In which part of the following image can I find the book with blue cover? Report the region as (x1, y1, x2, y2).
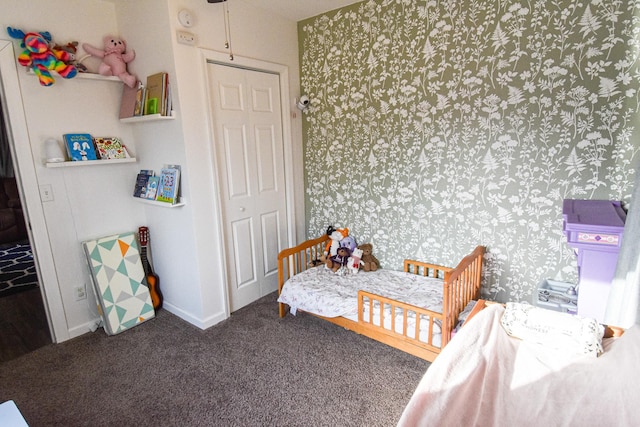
(63, 133, 98, 161)
(156, 167, 180, 204)
(145, 176, 160, 200)
(133, 170, 154, 198)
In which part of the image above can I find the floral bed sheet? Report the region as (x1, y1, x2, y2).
(278, 266, 444, 345)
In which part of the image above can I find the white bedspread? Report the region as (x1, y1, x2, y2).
(278, 266, 445, 345)
(397, 304, 640, 427)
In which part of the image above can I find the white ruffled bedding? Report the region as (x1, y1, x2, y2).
(398, 304, 640, 427)
(277, 266, 445, 346)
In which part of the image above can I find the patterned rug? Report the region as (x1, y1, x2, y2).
(0, 242, 38, 298)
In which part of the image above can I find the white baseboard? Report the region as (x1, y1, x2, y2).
(64, 305, 227, 340)
(67, 318, 102, 339)
(162, 301, 227, 330)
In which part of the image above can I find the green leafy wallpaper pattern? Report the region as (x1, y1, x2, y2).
(299, 0, 640, 302)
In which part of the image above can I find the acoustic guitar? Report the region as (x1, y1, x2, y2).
(138, 226, 163, 311)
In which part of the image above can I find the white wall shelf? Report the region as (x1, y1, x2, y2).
(133, 197, 186, 208)
(27, 68, 121, 83)
(73, 72, 121, 82)
(120, 112, 175, 123)
(45, 158, 136, 168)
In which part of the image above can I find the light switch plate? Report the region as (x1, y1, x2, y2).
(39, 184, 54, 202)
(176, 30, 196, 46)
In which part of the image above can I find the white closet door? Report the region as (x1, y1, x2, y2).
(208, 63, 287, 312)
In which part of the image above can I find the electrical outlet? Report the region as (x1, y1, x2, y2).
(74, 284, 86, 301)
(176, 30, 196, 46)
(39, 184, 54, 202)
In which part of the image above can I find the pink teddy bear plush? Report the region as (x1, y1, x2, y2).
(82, 35, 137, 87)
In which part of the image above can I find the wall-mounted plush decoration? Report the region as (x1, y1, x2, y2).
(82, 35, 137, 88)
(6, 27, 77, 86)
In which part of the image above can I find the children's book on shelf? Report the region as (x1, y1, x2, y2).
(145, 176, 160, 200)
(93, 137, 128, 160)
(145, 72, 168, 116)
(156, 166, 180, 204)
(63, 133, 98, 161)
(163, 78, 172, 116)
(134, 85, 146, 116)
(133, 170, 154, 198)
(164, 164, 181, 199)
(119, 83, 138, 119)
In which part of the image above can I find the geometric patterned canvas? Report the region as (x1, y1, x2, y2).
(82, 232, 155, 335)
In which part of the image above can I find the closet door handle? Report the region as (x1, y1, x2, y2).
(239, 207, 245, 212)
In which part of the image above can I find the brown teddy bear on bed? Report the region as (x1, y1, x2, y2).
(326, 246, 351, 272)
(358, 243, 380, 272)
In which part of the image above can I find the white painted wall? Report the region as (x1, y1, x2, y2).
(1, 0, 304, 339)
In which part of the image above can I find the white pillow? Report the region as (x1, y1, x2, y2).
(501, 302, 604, 357)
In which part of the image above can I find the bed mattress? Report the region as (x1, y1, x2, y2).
(278, 266, 444, 346)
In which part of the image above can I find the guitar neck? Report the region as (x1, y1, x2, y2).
(140, 246, 152, 273)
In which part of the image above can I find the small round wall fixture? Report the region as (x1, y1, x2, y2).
(44, 138, 65, 163)
(297, 95, 310, 111)
(178, 9, 195, 27)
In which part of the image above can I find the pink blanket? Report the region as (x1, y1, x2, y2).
(398, 304, 640, 427)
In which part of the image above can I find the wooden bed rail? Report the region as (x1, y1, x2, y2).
(357, 291, 444, 354)
(441, 245, 485, 347)
(404, 259, 453, 279)
(278, 235, 329, 317)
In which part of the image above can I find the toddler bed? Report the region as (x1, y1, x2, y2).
(277, 236, 485, 362)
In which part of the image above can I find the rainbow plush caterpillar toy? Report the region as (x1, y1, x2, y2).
(7, 27, 77, 86)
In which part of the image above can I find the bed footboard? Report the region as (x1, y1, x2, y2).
(354, 247, 485, 360)
(441, 245, 485, 347)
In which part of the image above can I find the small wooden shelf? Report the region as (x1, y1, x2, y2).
(120, 113, 175, 123)
(133, 197, 186, 208)
(45, 158, 137, 168)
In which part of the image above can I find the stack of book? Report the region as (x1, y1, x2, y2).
(133, 165, 180, 204)
(119, 72, 172, 119)
(62, 133, 130, 161)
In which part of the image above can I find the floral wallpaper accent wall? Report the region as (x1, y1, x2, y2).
(299, 0, 640, 302)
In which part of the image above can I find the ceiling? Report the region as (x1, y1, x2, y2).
(239, 0, 362, 22)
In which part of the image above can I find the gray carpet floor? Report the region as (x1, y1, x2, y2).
(0, 292, 430, 426)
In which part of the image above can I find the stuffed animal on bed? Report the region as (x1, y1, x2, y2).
(326, 246, 351, 273)
(347, 247, 363, 274)
(340, 235, 358, 252)
(358, 243, 380, 272)
(321, 225, 350, 262)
